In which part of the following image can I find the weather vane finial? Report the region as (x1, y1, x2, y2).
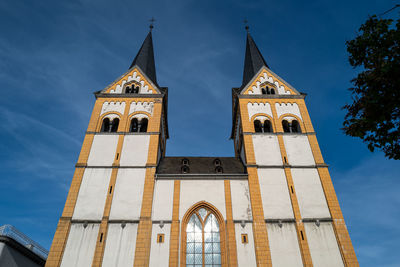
(149, 17, 155, 31)
(244, 18, 249, 33)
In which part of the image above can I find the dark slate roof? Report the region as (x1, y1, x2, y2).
(157, 157, 246, 175)
(129, 31, 157, 85)
(242, 32, 269, 88)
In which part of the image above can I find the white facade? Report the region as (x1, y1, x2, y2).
(266, 223, 303, 267)
(102, 223, 138, 267)
(149, 224, 171, 267)
(230, 180, 252, 221)
(283, 135, 315, 165)
(235, 223, 257, 266)
(291, 168, 330, 219)
(304, 222, 344, 267)
(252, 135, 282, 165)
(60, 224, 99, 267)
(119, 135, 150, 166)
(87, 135, 119, 166)
(109, 168, 146, 220)
(258, 168, 294, 219)
(179, 180, 226, 220)
(152, 180, 174, 221)
(72, 168, 112, 220)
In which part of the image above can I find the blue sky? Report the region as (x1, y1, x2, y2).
(0, 0, 399, 266)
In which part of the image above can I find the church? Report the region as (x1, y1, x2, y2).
(45, 25, 358, 267)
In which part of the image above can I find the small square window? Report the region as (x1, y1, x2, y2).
(241, 234, 248, 244)
(157, 234, 165, 243)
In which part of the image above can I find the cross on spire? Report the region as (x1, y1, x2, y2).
(149, 17, 155, 31)
(243, 19, 249, 32)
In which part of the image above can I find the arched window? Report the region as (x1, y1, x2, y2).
(110, 118, 119, 132)
(270, 88, 275, 94)
(181, 165, 190, 174)
(101, 118, 110, 132)
(261, 88, 267, 95)
(266, 87, 271, 94)
(125, 87, 131, 94)
(130, 118, 139, 132)
(133, 86, 139, 94)
(139, 118, 148, 132)
(282, 120, 290, 133)
(254, 120, 262, 132)
(291, 120, 301, 133)
(185, 207, 221, 266)
(264, 120, 273, 133)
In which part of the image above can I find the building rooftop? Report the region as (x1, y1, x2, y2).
(156, 157, 247, 175)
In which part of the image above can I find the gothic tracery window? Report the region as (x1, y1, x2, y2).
(185, 207, 221, 267)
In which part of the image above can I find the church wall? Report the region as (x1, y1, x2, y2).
(149, 224, 171, 267)
(252, 135, 282, 165)
(283, 135, 315, 165)
(152, 180, 174, 221)
(304, 222, 344, 267)
(101, 223, 138, 267)
(235, 223, 257, 267)
(291, 168, 331, 219)
(266, 223, 303, 267)
(87, 135, 119, 166)
(179, 180, 226, 220)
(275, 103, 302, 120)
(119, 135, 150, 166)
(72, 168, 112, 220)
(230, 180, 252, 221)
(60, 223, 99, 267)
(257, 169, 294, 219)
(109, 168, 146, 220)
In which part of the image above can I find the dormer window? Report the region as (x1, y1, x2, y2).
(213, 158, 221, 166)
(215, 166, 223, 173)
(182, 158, 189, 166)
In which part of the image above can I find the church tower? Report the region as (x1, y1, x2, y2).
(46, 28, 169, 267)
(45, 27, 358, 267)
(230, 30, 358, 266)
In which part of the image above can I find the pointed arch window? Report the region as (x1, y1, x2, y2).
(185, 207, 221, 267)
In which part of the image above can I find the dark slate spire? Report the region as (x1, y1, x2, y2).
(242, 32, 269, 87)
(129, 30, 157, 85)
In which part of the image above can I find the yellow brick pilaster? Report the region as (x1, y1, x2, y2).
(133, 167, 157, 266)
(169, 180, 181, 267)
(297, 99, 358, 266)
(239, 98, 272, 266)
(224, 180, 238, 267)
(271, 101, 313, 266)
(46, 99, 104, 267)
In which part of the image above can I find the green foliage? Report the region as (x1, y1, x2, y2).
(344, 14, 400, 159)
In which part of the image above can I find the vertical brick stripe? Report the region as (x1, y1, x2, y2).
(46, 99, 104, 267)
(224, 180, 238, 267)
(134, 167, 157, 266)
(298, 100, 359, 266)
(169, 180, 181, 267)
(271, 102, 314, 266)
(238, 99, 272, 266)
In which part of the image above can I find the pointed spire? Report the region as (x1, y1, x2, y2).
(129, 29, 157, 85)
(242, 31, 269, 87)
